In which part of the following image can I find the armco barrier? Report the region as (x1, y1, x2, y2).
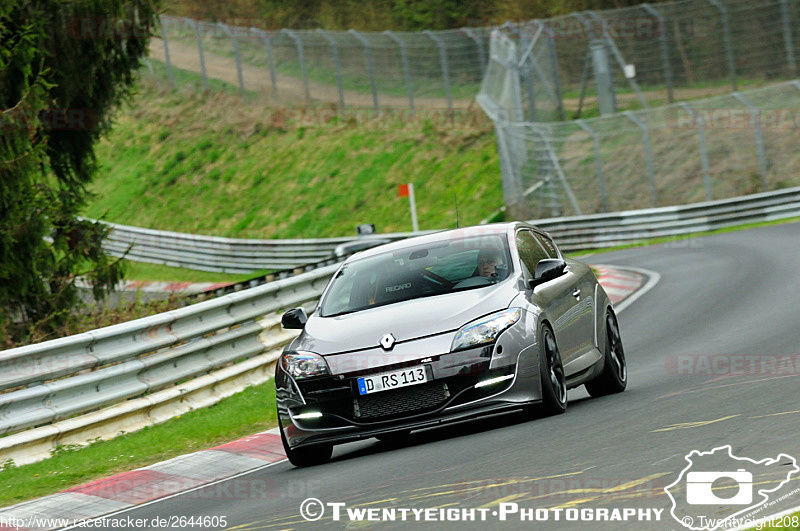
(102, 187, 800, 278)
(535, 185, 800, 249)
(0, 264, 338, 465)
(100, 221, 417, 273)
(3, 188, 798, 465)
(98, 187, 800, 276)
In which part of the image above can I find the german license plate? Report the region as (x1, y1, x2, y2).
(357, 366, 427, 395)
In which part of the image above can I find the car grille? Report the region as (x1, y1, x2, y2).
(354, 382, 450, 420)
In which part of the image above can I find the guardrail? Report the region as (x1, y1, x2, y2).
(5, 188, 799, 465)
(535, 186, 800, 250)
(0, 265, 338, 465)
(101, 187, 800, 277)
(101, 220, 416, 273)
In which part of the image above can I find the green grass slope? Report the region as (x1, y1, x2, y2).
(87, 78, 502, 239)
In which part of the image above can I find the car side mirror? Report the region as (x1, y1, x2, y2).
(281, 307, 308, 330)
(528, 259, 566, 288)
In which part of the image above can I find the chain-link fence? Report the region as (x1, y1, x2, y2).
(148, 0, 800, 112)
(502, 0, 800, 119)
(482, 66, 800, 219)
(149, 15, 489, 110)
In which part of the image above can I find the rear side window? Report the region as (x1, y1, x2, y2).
(533, 232, 559, 259)
(515, 230, 550, 277)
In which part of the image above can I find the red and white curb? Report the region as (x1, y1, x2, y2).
(595, 264, 661, 314)
(0, 430, 286, 530)
(75, 278, 232, 296)
(115, 281, 231, 295)
(0, 266, 658, 530)
(595, 265, 644, 305)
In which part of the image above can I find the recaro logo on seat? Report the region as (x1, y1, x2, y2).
(385, 283, 412, 293)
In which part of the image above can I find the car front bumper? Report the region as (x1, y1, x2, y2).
(276, 339, 543, 449)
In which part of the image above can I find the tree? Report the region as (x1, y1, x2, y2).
(0, 0, 160, 345)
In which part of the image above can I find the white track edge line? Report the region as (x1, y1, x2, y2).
(596, 264, 661, 314)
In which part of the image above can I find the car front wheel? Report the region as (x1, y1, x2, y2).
(279, 419, 333, 467)
(537, 323, 567, 416)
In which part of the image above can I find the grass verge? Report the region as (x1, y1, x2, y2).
(0, 381, 278, 508)
(87, 76, 501, 239)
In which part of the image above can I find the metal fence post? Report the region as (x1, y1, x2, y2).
(680, 103, 713, 201)
(185, 19, 208, 91)
(544, 23, 566, 121)
(424, 31, 453, 113)
(576, 120, 608, 212)
(641, 4, 673, 103)
(317, 29, 345, 109)
(586, 11, 648, 110)
(707, 0, 737, 91)
(732, 92, 769, 190)
(253, 29, 278, 97)
(780, 0, 797, 77)
(572, 13, 617, 116)
(159, 15, 173, 86)
(494, 123, 529, 220)
(518, 24, 542, 122)
(385, 31, 415, 113)
(218, 23, 245, 97)
(348, 30, 379, 112)
(624, 111, 659, 206)
(590, 38, 616, 116)
(461, 27, 487, 77)
(282, 29, 310, 105)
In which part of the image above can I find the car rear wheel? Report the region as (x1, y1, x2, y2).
(585, 309, 627, 397)
(537, 324, 567, 416)
(279, 421, 333, 467)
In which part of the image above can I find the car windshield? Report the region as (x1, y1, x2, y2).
(320, 234, 513, 317)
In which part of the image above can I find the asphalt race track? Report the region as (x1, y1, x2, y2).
(84, 222, 800, 530)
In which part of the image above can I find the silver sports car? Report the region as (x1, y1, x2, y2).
(276, 222, 627, 466)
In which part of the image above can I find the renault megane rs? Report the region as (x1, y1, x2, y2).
(276, 222, 627, 466)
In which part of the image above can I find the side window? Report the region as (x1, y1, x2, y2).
(533, 232, 559, 259)
(515, 231, 550, 277)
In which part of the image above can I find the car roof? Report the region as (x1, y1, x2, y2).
(343, 222, 540, 263)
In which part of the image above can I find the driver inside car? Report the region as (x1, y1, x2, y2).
(476, 248, 505, 279)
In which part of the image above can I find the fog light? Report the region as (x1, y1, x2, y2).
(474, 374, 514, 389)
(294, 411, 323, 419)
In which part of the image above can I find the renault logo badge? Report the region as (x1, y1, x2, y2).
(380, 333, 396, 350)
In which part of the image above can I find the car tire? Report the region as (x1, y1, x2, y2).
(537, 323, 567, 416)
(279, 421, 333, 467)
(375, 430, 411, 444)
(585, 309, 627, 398)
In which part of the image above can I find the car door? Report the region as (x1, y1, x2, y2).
(515, 230, 583, 370)
(534, 231, 597, 361)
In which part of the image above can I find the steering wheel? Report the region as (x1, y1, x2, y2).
(421, 270, 455, 289)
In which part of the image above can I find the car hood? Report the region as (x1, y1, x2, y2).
(294, 283, 519, 355)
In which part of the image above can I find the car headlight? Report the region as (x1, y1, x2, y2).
(451, 308, 522, 352)
(280, 351, 331, 379)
